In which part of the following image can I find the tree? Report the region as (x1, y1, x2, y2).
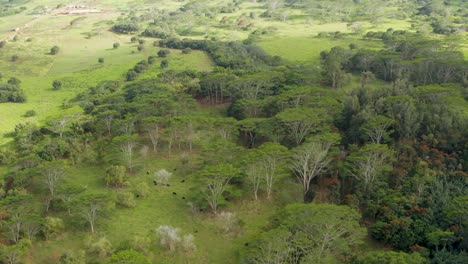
(198, 164, 240, 213)
(322, 46, 351, 88)
(347, 144, 394, 193)
(105, 250, 150, 264)
(445, 195, 468, 227)
(243, 204, 365, 264)
(245, 159, 263, 201)
(76, 193, 113, 233)
(0, 194, 33, 242)
(50, 45, 60, 55)
(0, 239, 31, 264)
(113, 134, 138, 170)
(360, 115, 394, 144)
(291, 134, 339, 202)
(143, 117, 163, 152)
(237, 118, 263, 147)
(242, 229, 292, 264)
(52, 80, 62, 90)
(276, 107, 327, 145)
(41, 161, 67, 199)
(97, 110, 118, 137)
(22, 214, 43, 242)
(256, 142, 289, 199)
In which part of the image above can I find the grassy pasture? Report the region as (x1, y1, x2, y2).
(257, 35, 383, 64)
(26, 153, 283, 264)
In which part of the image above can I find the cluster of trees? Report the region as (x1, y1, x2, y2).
(0, 77, 26, 103)
(111, 21, 140, 34)
(0, 0, 27, 17)
(159, 38, 281, 69)
(321, 30, 467, 88)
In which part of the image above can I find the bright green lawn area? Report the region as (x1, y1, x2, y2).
(257, 35, 383, 64)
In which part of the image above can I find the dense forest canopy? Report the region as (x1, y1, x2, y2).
(0, 0, 466, 263)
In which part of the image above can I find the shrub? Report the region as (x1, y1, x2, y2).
(50, 45, 60, 55)
(157, 49, 170, 57)
(52, 80, 62, 90)
(156, 225, 181, 252)
(0, 41, 6, 48)
(105, 165, 126, 187)
(154, 169, 172, 185)
(58, 251, 86, 264)
(24, 110, 36, 117)
(138, 39, 145, 45)
(113, 42, 120, 49)
(131, 236, 151, 254)
(11, 55, 18, 62)
(182, 234, 196, 253)
(181, 48, 192, 54)
(160, 59, 169, 69)
(88, 237, 113, 259)
(126, 70, 138, 81)
(147, 56, 157, 64)
(105, 250, 150, 264)
(116, 192, 136, 208)
(135, 182, 149, 198)
(43, 217, 64, 240)
(8, 77, 21, 86)
(98, 57, 105, 63)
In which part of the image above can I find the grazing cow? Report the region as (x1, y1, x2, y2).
(172, 192, 177, 195)
(182, 197, 186, 200)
